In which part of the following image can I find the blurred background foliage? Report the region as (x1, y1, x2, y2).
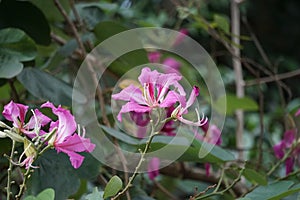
(1, 0, 300, 199)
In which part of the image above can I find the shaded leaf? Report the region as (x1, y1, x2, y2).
(243, 169, 267, 185)
(103, 175, 123, 199)
(0, 0, 50, 45)
(245, 181, 300, 200)
(85, 187, 104, 200)
(0, 28, 36, 78)
(213, 14, 230, 34)
(17, 67, 86, 106)
(26, 150, 80, 200)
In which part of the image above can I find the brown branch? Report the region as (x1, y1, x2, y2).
(53, 0, 86, 56)
(231, 0, 244, 161)
(245, 68, 300, 86)
(190, 184, 216, 200)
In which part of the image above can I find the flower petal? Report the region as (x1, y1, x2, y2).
(273, 141, 285, 159)
(162, 58, 181, 74)
(41, 102, 77, 144)
(55, 134, 95, 153)
(285, 157, 294, 175)
(148, 52, 161, 63)
(160, 91, 183, 108)
(138, 67, 160, 86)
(117, 101, 151, 122)
(2, 101, 28, 128)
(295, 108, 300, 117)
(112, 84, 145, 105)
(148, 157, 160, 180)
(283, 129, 296, 147)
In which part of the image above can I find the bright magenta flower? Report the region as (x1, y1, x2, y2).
(112, 67, 185, 121)
(171, 86, 207, 127)
(41, 102, 96, 169)
(273, 129, 300, 175)
(147, 157, 160, 180)
(2, 101, 51, 136)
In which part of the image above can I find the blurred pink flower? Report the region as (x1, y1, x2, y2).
(295, 108, 300, 117)
(173, 28, 188, 46)
(162, 58, 181, 75)
(42, 102, 96, 169)
(148, 157, 160, 180)
(273, 129, 300, 175)
(148, 51, 161, 63)
(112, 67, 185, 121)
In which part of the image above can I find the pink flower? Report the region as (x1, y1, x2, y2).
(2, 101, 51, 136)
(295, 108, 300, 117)
(162, 58, 181, 75)
(195, 122, 222, 176)
(148, 157, 160, 180)
(173, 28, 188, 46)
(171, 86, 207, 127)
(273, 129, 300, 175)
(148, 52, 161, 63)
(112, 67, 185, 121)
(41, 102, 95, 169)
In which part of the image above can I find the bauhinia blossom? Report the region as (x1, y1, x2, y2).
(112, 67, 185, 121)
(171, 86, 208, 127)
(147, 157, 160, 180)
(42, 102, 96, 169)
(2, 101, 50, 136)
(273, 129, 300, 175)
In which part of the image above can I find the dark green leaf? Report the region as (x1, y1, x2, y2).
(0, 0, 51, 45)
(93, 21, 128, 43)
(26, 150, 80, 200)
(103, 175, 123, 199)
(36, 188, 55, 200)
(0, 28, 36, 78)
(85, 187, 104, 200)
(245, 181, 300, 200)
(75, 152, 102, 180)
(243, 169, 267, 185)
(17, 67, 87, 106)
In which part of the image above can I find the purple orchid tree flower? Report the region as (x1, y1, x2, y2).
(147, 157, 160, 180)
(112, 67, 185, 122)
(171, 86, 208, 127)
(273, 129, 300, 175)
(2, 101, 51, 137)
(194, 122, 222, 176)
(41, 102, 96, 169)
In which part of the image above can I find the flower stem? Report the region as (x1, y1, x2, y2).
(15, 167, 31, 199)
(112, 120, 158, 200)
(6, 140, 16, 200)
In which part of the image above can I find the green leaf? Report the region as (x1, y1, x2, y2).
(101, 125, 234, 163)
(17, 67, 86, 106)
(94, 21, 128, 43)
(243, 169, 267, 185)
(85, 187, 104, 200)
(26, 150, 80, 200)
(103, 175, 123, 199)
(214, 94, 258, 115)
(213, 14, 230, 34)
(245, 181, 300, 200)
(25, 190, 57, 200)
(0, 28, 36, 78)
(0, 0, 51, 45)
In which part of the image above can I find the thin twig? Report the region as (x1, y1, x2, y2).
(53, 0, 86, 56)
(190, 184, 217, 200)
(245, 68, 300, 86)
(6, 140, 15, 200)
(112, 121, 158, 200)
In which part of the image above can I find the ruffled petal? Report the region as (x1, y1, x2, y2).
(112, 84, 145, 105)
(55, 134, 95, 153)
(2, 101, 28, 128)
(41, 102, 77, 143)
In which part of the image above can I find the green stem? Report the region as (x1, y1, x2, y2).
(7, 140, 16, 200)
(195, 167, 245, 200)
(15, 167, 31, 199)
(112, 120, 158, 200)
